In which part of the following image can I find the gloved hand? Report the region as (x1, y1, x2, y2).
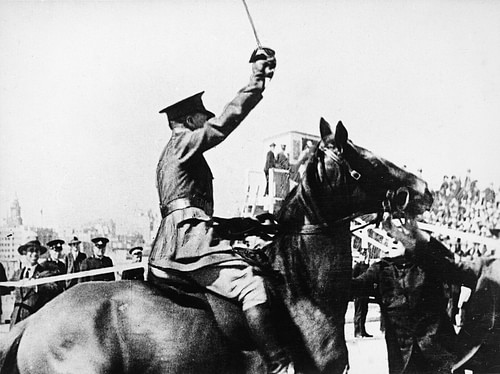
(251, 47, 276, 79)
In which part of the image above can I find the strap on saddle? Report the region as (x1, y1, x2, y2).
(212, 213, 279, 241)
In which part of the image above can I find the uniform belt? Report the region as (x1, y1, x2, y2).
(160, 197, 213, 218)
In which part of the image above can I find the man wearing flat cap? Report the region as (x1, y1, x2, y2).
(148, 50, 294, 374)
(121, 246, 145, 281)
(64, 236, 87, 288)
(10, 240, 63, 329)
(79, 237, 115, 283)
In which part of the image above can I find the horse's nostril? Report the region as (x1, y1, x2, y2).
(395, 187, 410, 211)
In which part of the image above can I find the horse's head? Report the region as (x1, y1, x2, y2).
(301, 118, 433, 225)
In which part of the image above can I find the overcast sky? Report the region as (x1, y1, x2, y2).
(1, 0, 499, 230)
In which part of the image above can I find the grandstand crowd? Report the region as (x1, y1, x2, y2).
(423, 169, 499, 259)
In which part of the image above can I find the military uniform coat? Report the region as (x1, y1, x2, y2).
(352, 255, 458, 374)
(46, 259, 66, 275)
(64, 251, 87, 288)
(150, 73, 266, 272)
(79, 256, 115, 282)
(10, 262, 63, 329)
(44, 259, 66, 290)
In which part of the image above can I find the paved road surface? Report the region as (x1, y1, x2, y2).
(345, 302, 389, 374)
(345, 320, 388, 374)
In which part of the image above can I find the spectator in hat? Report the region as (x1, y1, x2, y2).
(121, 246, 145, 281)
(64, 236, 87, 289)
(46, 239, 67, 291)
(79, 237, 115, 283)
(264, 142, 276, 196)
(46, 239, 67, 275)
(9, 240, 64, 329)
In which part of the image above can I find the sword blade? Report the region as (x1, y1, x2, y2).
(241, 0, 262, 48)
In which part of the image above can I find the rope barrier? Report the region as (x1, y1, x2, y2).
(0, 262, 146, 288)
(2, 222, 497, 289)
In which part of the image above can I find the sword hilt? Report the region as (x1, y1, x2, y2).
(249, 47, 275, 63)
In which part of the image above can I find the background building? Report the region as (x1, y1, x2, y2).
(242, 131, 320, 216)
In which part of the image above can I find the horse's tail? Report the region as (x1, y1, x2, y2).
(0, 320, 27, 374)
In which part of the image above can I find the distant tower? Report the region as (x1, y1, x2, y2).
(7, 198, 23, 227)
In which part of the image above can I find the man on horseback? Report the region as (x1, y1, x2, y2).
(148, 49, 294, 374)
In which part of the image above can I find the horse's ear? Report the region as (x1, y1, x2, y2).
(334, 121, 348, 148)
(320, 117, 332, 139)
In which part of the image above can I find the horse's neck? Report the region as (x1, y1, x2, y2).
(297, 174, 354, 226)
(271, 227, 352, 372)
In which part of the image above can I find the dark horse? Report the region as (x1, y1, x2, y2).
(0, 119, 433, 374)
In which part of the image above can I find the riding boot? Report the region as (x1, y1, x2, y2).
(244, 303, 295, 374)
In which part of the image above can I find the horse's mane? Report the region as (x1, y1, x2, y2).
(276, 145, 332, 228)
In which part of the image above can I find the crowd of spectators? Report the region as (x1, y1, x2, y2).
(423, 169, 500, 259)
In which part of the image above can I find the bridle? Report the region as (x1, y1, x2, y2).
(298, 143, 411, 233)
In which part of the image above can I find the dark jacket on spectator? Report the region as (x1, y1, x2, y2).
(264, 150, 276, 173)
(78, 256, 115, 283)
(64, 251, 87, 288)
(10, 262, 63, 329)
(44, 259, 67, 290)
(275, 151, 289, 170)
(352, 254, 458, 374)
(413, 238, 500, 374)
